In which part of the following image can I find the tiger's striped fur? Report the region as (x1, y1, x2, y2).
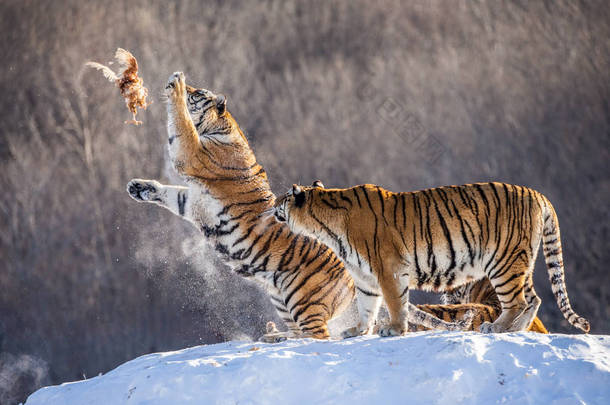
(438, 278, 548, 333)
(127, 72, 471, 339)
(274, 182, 589, 335)
(127, 72, 354, 339)
(414, 303, 545, 333)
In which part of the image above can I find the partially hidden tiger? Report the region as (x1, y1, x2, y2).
(269, 276, 548, 338)
(126, 72, 477, 341)
(274, 181, 588, 336)
(437, 278, 547, 333)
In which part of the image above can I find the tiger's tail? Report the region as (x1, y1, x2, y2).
(541, 198, 590, 333)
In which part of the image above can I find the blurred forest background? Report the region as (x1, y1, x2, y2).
(1, 0, 608, 403)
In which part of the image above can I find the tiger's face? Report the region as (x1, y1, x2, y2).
(164, 72, 245, 145)
(441, 286, 470, 305)
(274, 180, 325, 225)
(184, 84, 234, 137)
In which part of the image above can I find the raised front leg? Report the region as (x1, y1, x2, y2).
(164, 72, 202, 176)
(127, 179, 188, 216)
(127, 178, 221, 231)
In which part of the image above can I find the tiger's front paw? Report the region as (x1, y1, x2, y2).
(341, 322, 373, 339)
(164, 71, 186, 100)
(258, 322, 289, 343)
(451, 310, 476, 331)
(259, 334, 288, 344)
(479, 321, 494, 333)
(127, 179, 161, 202)
(377, 323, 406, 337)
(341, 326, 363, 339)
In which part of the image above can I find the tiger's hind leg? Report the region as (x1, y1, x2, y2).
(269, 290, 330, 340)
(481, 254, 532, 333)
(264, 293, 308, 341)
(294, 303, 331, 339)
(510, 274, 541, 331)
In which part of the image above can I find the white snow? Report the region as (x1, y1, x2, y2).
(27, 332, 610, 405)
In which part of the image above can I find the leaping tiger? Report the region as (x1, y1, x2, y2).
(126, 72, 474, 340)
(274, 181, 589, 335)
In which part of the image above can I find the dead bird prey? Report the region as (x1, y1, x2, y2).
(86, 48, 151, 125)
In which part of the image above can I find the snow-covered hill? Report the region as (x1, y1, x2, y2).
(27, 332, 610, 404)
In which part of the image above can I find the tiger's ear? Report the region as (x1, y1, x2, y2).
(216, 94, 227, 115)
(311, 180, 325, 189)
(292, 184, 305, 207)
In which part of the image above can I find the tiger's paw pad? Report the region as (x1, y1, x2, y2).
(165, 72, 186, 98)
(378, 325, 405, 337)
(127, 179, 160, 202)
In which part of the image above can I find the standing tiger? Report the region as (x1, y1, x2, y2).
(127, 72, 473, 340)
(274, 181, 589, 335)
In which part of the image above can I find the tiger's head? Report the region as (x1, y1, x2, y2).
(164, 71, 248, 146)
(274, 180, 329, 231)
(163, 71, 268, 195)
(185, 85, 228, 133)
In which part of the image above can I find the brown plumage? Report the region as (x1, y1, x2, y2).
(86, 48, 151, 125)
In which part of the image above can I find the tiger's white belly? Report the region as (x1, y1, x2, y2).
(316, 229, 490, 293)
(399, 250, 489, 292)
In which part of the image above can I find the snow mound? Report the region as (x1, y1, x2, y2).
(27, 332, 610, 404)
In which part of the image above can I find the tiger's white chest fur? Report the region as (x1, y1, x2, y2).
(183, 183, 224, 230)
(183, 182, 278, 287)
